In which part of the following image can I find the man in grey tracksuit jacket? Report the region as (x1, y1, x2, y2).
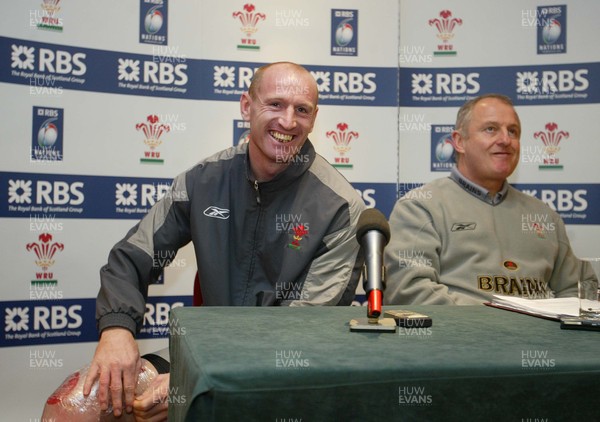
(79, 62, 365, 420)
(98, 138, 365, 332)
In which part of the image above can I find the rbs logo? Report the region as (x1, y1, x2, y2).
(118, 58, 188, 86)
(37, 181, 84, 205)
(11, 44, 87, 76)
(540, 189, 587, 212)
(435, 73, 480, 94)
(39, 48, 86, 76)
(8, 179, 84, 206)
(115, 183, 171, 207)
(5, 305, 83, 332)
(223, 66, 377, 95)
(143, 302, 184, 326)
(33, 305, 83, 330)
(412, 72, 480, 95)
(331, 72, 376, 94)
(143, 62, 188, 86)
(541, 70, 588, 93)
(523, 189, 588, 212)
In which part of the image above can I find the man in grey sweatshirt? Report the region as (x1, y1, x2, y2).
(384, 94, 594, 305)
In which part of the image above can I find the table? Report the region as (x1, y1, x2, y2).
(169, 306, 600, 421)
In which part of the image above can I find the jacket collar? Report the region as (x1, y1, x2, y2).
(244, 139, 316, 192)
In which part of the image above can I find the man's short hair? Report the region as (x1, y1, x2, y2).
(453, 94, 520, 164)
(247, 62, 318, 104)
(455, 93, 519, 138)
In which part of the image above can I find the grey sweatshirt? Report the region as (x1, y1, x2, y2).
(384, 168, 587, 305)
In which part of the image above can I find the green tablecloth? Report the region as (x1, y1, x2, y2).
(169, 306, 600, 421)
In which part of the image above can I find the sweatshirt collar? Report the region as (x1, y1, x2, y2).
(449, 167, 508, 205)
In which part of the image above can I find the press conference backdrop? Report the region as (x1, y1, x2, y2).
(0, 1, 598, 419)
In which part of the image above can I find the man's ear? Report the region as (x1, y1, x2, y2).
(451, 130, 465, 155)
(240, 92, 251, 121)
(308, 106, 319, 133)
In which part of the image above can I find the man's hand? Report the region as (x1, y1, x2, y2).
(133, 373, 170, 422)
(82, 327, 140, 417)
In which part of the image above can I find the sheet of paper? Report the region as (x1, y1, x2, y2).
(488, 295, 579, 320)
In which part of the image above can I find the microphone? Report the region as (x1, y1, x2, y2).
(356, 208, 391, 319)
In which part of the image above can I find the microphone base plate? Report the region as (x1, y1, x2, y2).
(349, 317, 397, 333)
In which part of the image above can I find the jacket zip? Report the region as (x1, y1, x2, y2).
(253, 179, 261, 205)
(242, 179, 263, 304)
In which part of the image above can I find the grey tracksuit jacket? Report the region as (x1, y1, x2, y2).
(96, 140, 365, 335)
